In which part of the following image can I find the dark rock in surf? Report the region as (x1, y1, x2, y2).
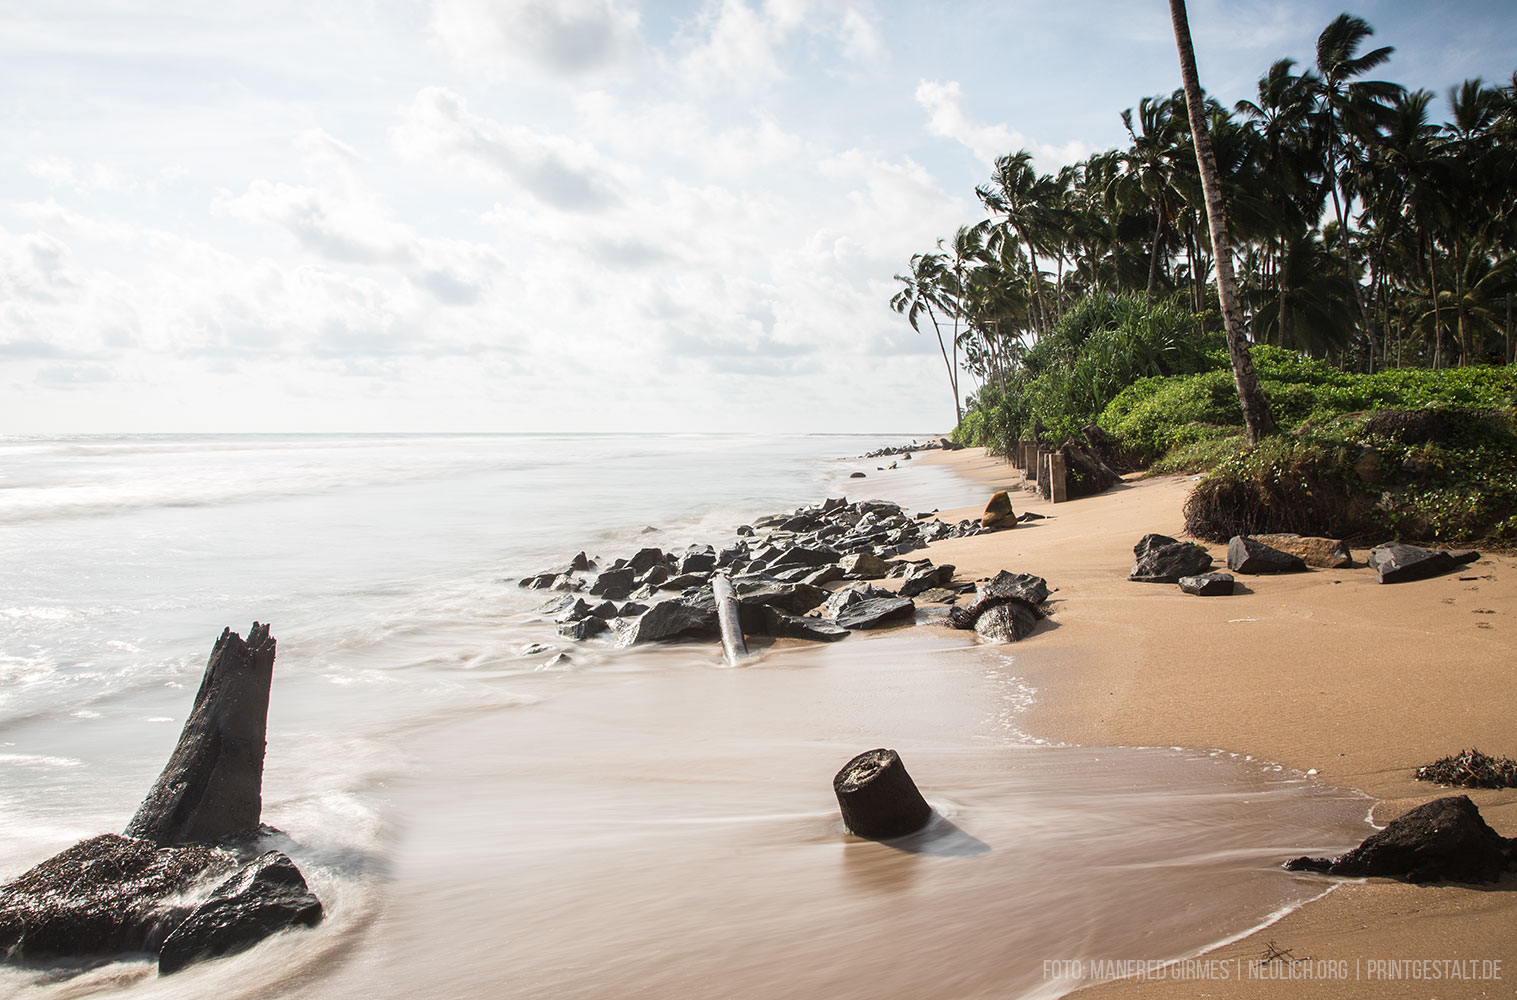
(157, 851, 324, 974)
(900, 563, 955, 598)
(734, 581, 829, 616)
(741, 605, 849, 642)
(1285, 795, 1516, 884)
(126, 623, 276, 846)
(588, 567, 636, 600)
(615, 600, 719, 646)
(558, 616, 608, 640)
(833, 749, 933, 840)
(973, 602, 1039, 643)
(835, 596, 915, 630)
(849, 472, 866, 478)
(0, 833, 236, 960)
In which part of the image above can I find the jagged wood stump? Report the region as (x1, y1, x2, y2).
(125, 622, 277, 846)
(834, 748, 933, 840)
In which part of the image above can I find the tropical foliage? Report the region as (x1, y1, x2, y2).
(894, 12, 1517, 454)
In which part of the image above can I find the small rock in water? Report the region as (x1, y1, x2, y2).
(849, 472, 866, 478)
(157, 851, 324, 974)
(1284, 795, 1515, 883)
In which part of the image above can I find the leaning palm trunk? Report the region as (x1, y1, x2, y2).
(1168, 0, 1276, 443)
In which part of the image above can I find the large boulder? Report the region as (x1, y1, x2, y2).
(1250, 533, 1353, 569)
(1129, 533, 1212, 583)
(126, 623, 276, 846)
(0, 834, 235, 960)
(981, 491, 1017, 530)
(1285, 796, 1516, 884)
(157, 851, 324, 974)
(835, 597, 915, 630)
(946, 572, 1050, 633)
(1367, 542, 1479, 584)
(1227, 536, 1309, 574)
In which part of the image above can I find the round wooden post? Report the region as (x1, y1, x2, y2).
(833, 748, 933, 839)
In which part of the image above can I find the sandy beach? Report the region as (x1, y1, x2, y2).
(916, 446, 1517, 999)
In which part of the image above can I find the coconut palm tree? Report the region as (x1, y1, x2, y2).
(890, 252, 962, 424)
(1167, 0, 1275, 443)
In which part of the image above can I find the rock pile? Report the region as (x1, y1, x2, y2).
(520, 498, 990, 651)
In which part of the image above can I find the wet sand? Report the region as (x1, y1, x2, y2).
(917, 447, 1517, 998)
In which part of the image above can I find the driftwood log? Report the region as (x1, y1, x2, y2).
(834, 748, 933, 840)
(712, 574, 748, 664)
(126, 622, 277, 846)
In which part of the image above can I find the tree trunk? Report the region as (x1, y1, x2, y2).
(1168, 0, 1276, 443)
(1428, 240, 1444, 369)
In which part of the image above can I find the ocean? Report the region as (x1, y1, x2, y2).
(0, 433, 1369, 999)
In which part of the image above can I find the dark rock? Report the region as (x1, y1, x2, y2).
(553, 598, 594, 623)
(770, 545, 841, 569)
(518, 642, 553, 656)
(588, 601, 620, 619)
(636, 563, 670, 588)
(615, 600, 719, 646)
(822, 584, 891, 620)
(821, 497, 847, 513)
(1178, 572, 1236, 596)
(900, 563, 955, 598)
(657, 572, 708, 591)
(835, 597, 915, 630)
(735, 581, 829, 615)
(588, 568, 636, 600)
(973, 602, 1040, 642)
(126, 623, 276, 846)
(627, 547, 665, 573)
(1284, 795, 1516, 884)
(617, 601, 649, 618)
(716, 543, 748, 567)
(157, 851, 323, 974)
(736, 525, 755, 537)
(833, 749, 933, 840)
(1227, 536, 1309, 574)
(770, 566, 819, 584)
(549, 573, 582, 592)
(838, 552, 888, 579)
(849, 472, 866, 478)
(741, 605, 849, 642)
(1018, 511, 1048, 522)
(915, 587, 959, 604)
(536, 595, 577, 615)
(0, 833, 235, 960)
(1129, 534, 1213, 583)
(801, 565, 845, 587)
(939, 437, 963, 451)
(1367, 542, 1468, 584)
(558, 616, 607, 640)
(678, 550, 717, 575)
(979, 570, 1051, 606)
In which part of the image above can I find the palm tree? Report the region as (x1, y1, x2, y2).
(1167, 0, 1275, 442)
(977, 152, 1058, 337)
(891, 252, 962, 424)
(1311, 13, 1402, 367)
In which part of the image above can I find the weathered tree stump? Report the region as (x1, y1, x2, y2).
(125, 622, 277, 846)
(833, 748, 933, 840)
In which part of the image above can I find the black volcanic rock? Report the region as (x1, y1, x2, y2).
(1285, 796, 1516, 884)
(835, 596, 915, 630)
(1129, 534, 1213, 583)
(157, 851, 324, 974)
(1227, 536, 1308, 574)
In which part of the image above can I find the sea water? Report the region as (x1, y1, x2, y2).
(0, 433, 1369, 999)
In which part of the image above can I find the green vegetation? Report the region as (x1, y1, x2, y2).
(903, 11, 1517, 548)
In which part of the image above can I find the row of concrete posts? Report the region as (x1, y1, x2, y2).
(1009, 440, 1067, 503)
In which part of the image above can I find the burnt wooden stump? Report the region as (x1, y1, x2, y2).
(126, 622, 277, 846)
(834, 748, 933, 840)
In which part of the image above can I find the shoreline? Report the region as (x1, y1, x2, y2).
(913, 446, 1517, 998)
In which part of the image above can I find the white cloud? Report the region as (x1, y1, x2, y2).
(916, 79, 1091, 170)
(429, 0, 644, 77)
(391, 87, 625, 212)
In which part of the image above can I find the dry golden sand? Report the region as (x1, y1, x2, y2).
(915, 447, 1517, 1000)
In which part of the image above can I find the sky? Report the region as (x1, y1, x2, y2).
(3, 0, 1514, 434)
